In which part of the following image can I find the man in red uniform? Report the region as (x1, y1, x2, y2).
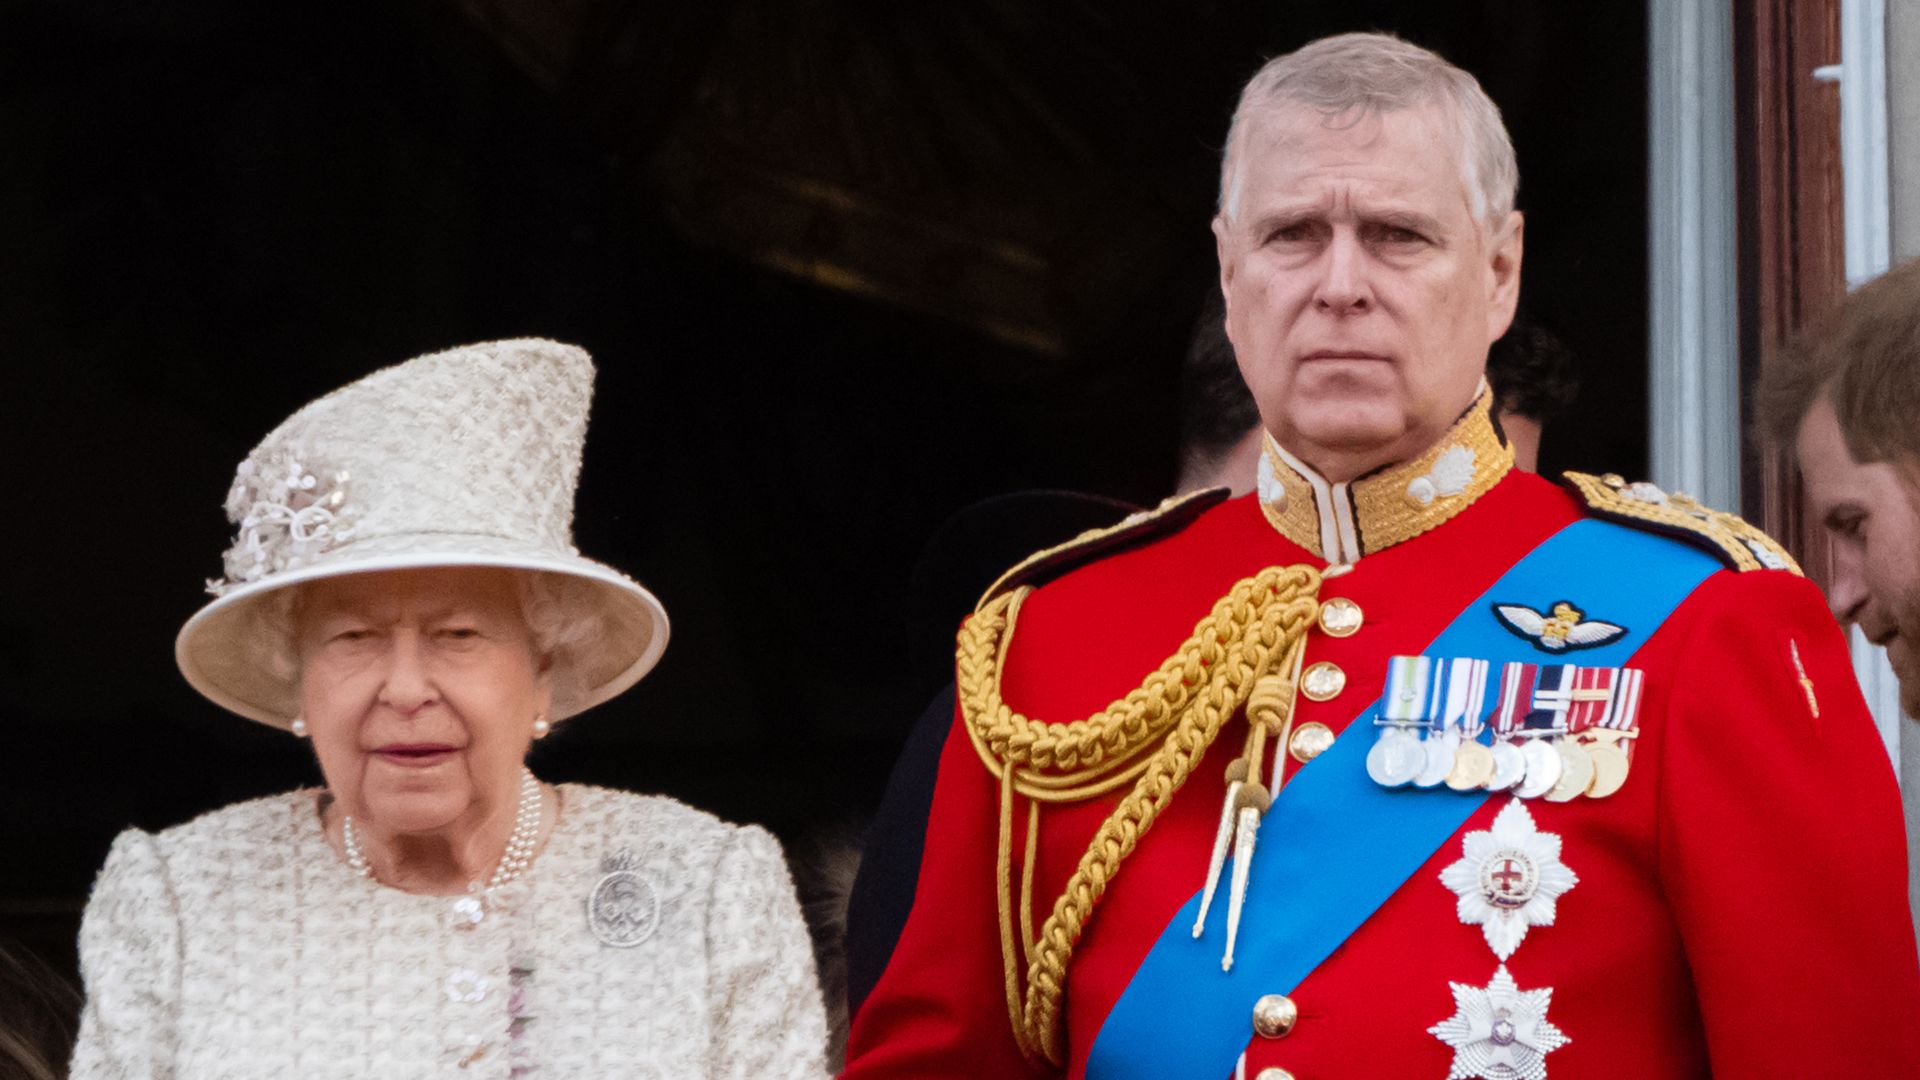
(843, 32, 1920, 1079)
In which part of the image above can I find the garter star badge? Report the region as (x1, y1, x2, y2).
(1429, 965, 1569, 1080)
(1438, 800, 1578, 960)
(1491, 601, 1625, 653)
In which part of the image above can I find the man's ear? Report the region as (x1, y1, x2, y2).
(1486, 210, 1524, 341)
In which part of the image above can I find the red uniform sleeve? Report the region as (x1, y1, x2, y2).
(1655, 570, 1920, 1075)
(840, 697, 1056, 1079)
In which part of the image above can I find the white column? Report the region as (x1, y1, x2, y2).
(1883, 0, 1920, 947)
(1647, 0, 1741, 513)
(1894, 0, 1920, 260)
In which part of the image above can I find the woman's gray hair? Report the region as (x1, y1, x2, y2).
(250, 568, 608, 719)
(513, 569, 607, 714)
(1218, 32, 1519, 230)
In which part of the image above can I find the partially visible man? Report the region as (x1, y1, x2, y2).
(1484, 314, 1577, 472)
(1177, 287, 1266, 494)
(1758, 256, 1920, 717)
(844, 33, 1920, 1079)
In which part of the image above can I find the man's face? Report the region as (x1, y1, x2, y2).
(1796, 396, 1920, 717)
(1213, 102, 1522, 478)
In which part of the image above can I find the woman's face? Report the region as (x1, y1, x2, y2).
(294, 567, 550, 837)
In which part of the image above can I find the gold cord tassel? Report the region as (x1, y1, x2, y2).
(1194, 648, 1305, 948)
(959, 564, 1321, 1065)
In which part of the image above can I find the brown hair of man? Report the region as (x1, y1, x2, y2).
(1757, 257, 1920, 461)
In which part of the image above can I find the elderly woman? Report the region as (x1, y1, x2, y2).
(70, 340, 828, 1078)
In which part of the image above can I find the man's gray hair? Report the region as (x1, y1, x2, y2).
(1218, 32, 1519, 229)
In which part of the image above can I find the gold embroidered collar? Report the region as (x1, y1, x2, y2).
(1255, 388, 1513, 563)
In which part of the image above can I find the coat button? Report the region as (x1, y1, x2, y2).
(1300, 662, 1346, 702)
(1254, 1068, 1296, 1080)
(1252, 993, 1298, 1038)
(1317, 597, 1363, 637)
(1287, 722, 1335, 764)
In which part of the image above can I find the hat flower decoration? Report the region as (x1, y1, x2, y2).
(212, 450, 360, 593)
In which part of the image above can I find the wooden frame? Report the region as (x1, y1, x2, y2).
(1734, 0, 1845, 585)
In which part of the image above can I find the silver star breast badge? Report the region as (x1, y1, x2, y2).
(1439, 799, 1579, 960)
(1430, 964, 1569, 1080)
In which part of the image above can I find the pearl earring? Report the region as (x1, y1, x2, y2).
(290, 717, 309, 737)
(532, 714, 550, 739)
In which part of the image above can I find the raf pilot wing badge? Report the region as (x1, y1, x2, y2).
(1492, 601, 1627, 653)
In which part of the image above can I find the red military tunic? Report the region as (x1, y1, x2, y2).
(843, 398, 1920, 1079)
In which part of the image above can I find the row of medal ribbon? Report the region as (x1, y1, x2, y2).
(1365, 656, 1644, 801)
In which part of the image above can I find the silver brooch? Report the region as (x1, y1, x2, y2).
(587, 848, 660, 948)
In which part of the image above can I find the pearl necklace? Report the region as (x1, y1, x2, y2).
(342, 768, 544, 894)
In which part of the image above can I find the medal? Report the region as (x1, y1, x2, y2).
(1380, 655, 1438, 726)
(1487, 742, 1528, 791)
(1419, 730, 1463, 787)
(1511, 665, 1573, 799)
(1580, 730, 1634, 798)
(1557, 665, 1617, 802)
(1569, 667, 1643, 799)
(1447, 740, 1496, 790)
(1420, 658, 1490, 788)
(1370, 656, 1442, 788)
(1542, 663, 1598, 801)
(1443, 653, 1497, 787)
(1542, 738, 1594, 803)
(1367, 727, 1426, 786)
(1486, 662, 1543, 794)
(1514, 739, 1562, 799)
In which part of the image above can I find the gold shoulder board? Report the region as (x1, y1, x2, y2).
(1561, 471, 1802, 576)
(975, 486, 1232, 611)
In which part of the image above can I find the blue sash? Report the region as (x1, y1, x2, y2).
(1084, 519, 1719, 1078)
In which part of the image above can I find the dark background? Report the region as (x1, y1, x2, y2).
(0, 0, 1648, 1019)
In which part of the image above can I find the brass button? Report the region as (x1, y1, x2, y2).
(1288, 722, 1335, 764)
(1300, 661, 1346, 702)
(1318, 597, 1363, 637)
(1252, 993, 1298, 1038)
(1254, 1068, 1296, 1080)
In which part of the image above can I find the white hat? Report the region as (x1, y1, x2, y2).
(176, 338, 669, 729)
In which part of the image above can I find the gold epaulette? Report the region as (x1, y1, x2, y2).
(1561, 471, 1802, 576)
(974, 486, 1233, 611)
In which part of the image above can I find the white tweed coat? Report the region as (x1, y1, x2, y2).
(70, 784, 829, 1079)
